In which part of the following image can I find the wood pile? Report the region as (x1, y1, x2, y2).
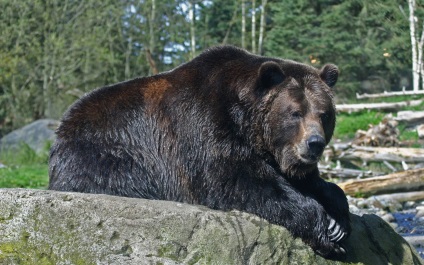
(327, 86, 424, 197)
(326, 143, 424, 196)
(323, 111, 424, 197)
(352, 114, 399, 147)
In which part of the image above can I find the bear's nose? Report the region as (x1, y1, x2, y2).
(306, 135, 326, 158)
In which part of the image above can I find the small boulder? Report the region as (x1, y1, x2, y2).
(0, 119, 59, 153)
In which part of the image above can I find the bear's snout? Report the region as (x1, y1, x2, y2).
(306, 134, 326, 160)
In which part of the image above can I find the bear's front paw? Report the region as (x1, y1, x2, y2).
(312, 212, 350, 260)
(314, 214, 350, 260)
(327, 216, 348, 243)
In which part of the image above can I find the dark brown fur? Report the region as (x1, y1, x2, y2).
(49, 46, 350, 259)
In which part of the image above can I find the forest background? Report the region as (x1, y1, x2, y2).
(0, 0, 421, 137)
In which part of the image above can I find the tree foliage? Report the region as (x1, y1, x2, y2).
(0, 0, 420, 135)
(264, 0, 411, 99)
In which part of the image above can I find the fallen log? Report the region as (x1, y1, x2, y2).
(356, 89, 424, 99)
(373, 191, 424, 203)
(338, 168, 424, 196)
(336, 99, 423, 113)
(395, 110, 424, 127)
(338, 146, 424, 163)
(323, 143, 352, 159)
(318, 165, 374, 179)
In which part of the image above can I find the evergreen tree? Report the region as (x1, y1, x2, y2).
(264, 0, 411, 98)
(0, 0, 420, 135)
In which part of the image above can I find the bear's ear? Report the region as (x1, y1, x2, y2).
(320, 64, 338, 88)
(258, 61, 285, 91)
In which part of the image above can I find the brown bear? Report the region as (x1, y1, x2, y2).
(49, 45, 351, 259)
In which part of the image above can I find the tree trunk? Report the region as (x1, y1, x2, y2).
(147, 0, 156, 75)
(419, 22, 424, 90)
(258, 0, 267, 55)
(188, 1, 196, 59)
(149, 0, 156, 55)
(145, 49, 158, 75)
(251, 0, 256, 53)
(222, 1, 239, 45)
(124, 37, 132, 79)
(241, 0, 246, 49)
(408, 0, 419, 91)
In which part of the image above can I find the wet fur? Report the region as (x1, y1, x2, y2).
(49, 46, 351, 259)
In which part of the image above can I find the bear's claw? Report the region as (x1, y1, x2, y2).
(333, 244, 347, 257)
(328, 218, 336, 230)
(328, 217, 347, 243)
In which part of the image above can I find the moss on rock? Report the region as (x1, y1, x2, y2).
(0, 189, 422, 265)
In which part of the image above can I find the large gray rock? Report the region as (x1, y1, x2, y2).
(0, 119, 59, 153)
(0, 189, 422, 265)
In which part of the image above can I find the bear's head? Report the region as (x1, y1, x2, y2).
(248, 60, 338, 178)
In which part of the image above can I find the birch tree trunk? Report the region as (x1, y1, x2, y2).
(258, 0, 267, 55)
(241, 0, 246, 49)
(419, 22, 424, 90)
(251, 0, 256, 54)
(408, 0, 419, 91)
(147, 0, 157, 75)
(124, 37, 132, 79)
(149, 0, 156, 54)
(188, 1, 196, 59)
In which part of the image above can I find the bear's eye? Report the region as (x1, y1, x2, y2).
(320, 113, 329, 123)
(292, 111, 303, 119)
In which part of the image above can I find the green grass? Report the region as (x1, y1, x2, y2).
(0, 164, 48, 189)
(334, 110, 422, 147)
(334, 111, 385, 140)
(398, 124, 421, 147)
(0, 142, 49, 189)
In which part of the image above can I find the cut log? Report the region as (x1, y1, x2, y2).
(338, 146, 424, 163)
(336, 99, 423, 113)
(338, 168, 424, 196)
(356, 89, 424, 99)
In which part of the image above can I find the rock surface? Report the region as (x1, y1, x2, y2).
(0, 189, 422, 265)
(0, 119, 59, 153)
